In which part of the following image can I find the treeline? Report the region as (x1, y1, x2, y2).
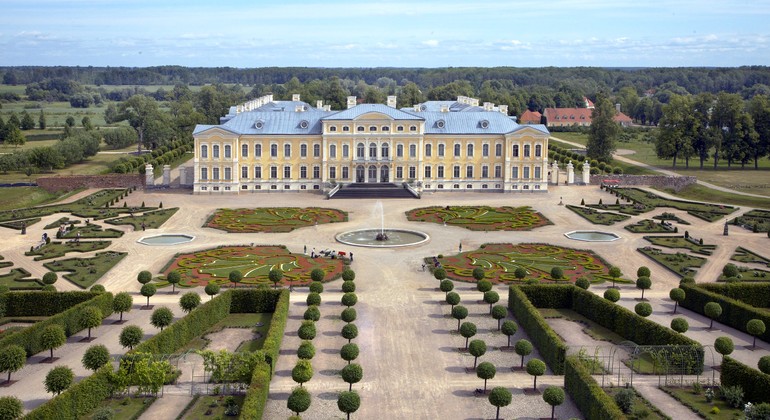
(0, 130, 100, 174)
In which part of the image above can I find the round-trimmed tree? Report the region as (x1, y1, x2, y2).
(477, 280, 493, 298)
(306, 292, 322, 306)
(0, 345, 25, 383)
(543, 386, 566, 420)
(460, 322, 477, 350)
(340, 363, 363, 391)
(705, 302, 723, 329)
(166, 270, 181, 293)
(634, 302, 652, 318)
(452, 305, 469, 331)
(309, 281, 324, 294)
(671, 317, 689, 334)
(526, 359, 546, 391)
(476, 361, 496, 392)
(669, 288, 685, 314)
(439, 279, 454, 297)
(0, 396, 23, 420)
(341, 307, 357, 323)
(342, 281, 356, 293)
(723, 263, 739, 279)
(90, 285, 106, 293)
(501, 320, 518, 348)
(204, 282, 220, 300)
(488, 387, 512, 420)
(484, 291, 500, 313)
(433, 267, 447, 281)
(297, 341, 316, 360)
(340, 343, 359, 364)
(119, 325, 143, 350)
(342, 323, 358, 343)
(291, 359, 313, 387)
(310, 268, 325, 283)
(608, 266, 622, 288)
(604, 288, 620, 302)
(298, 320, 317, 340)
(269, 268, 283, 288)
(472, 267, 486, 281)
(179, 292, 201, 314)
(341, 292, 358, 307)
(82, 344, 110, 372)
(342, 269, 356, 282)
(113, 291, 133, 321)
(514, 267, 527, 281)
(446, 292, 461, 310)
(575, 277, 590, 290)
(45, 365, 74, 395)
(491, 305, 507, 330)
(42, 272, 58, 286)
(337, 390, 360, 420)
(140, 283, 157, 307)
(759, 355, 770, 375)
(150, 307, 173, 331)
(747, 319, 766, 349)
(637, 266, 651, 278)
(550, 267, 563, 280)
(304, 306, 321, 322)
(468, 339, 487, 369)
(41, 325, 66, 360)
(228, 270, 242, 288)
(137, 270, 152, 285)
(79, 306, 103, 340)
(636, 276, 652, 300)
(714, 336, 734, 362)
(515, 339, 533, 369)
(287, 386, 311, 416)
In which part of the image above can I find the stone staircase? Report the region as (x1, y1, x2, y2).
(330, 183, 419, 199)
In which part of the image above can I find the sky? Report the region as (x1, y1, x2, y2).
(1, 0, 769, 68)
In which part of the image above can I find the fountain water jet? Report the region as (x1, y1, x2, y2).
(336, 201, 428, 248)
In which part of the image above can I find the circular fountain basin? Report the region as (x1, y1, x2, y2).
(138, 234, 195, 246)
(564, 230, 620, 242)
(336, 229, 429, 248)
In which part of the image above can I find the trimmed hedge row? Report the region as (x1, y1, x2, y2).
(229, 288, 282, 314)
(564, 356, 625, 420)
(255, 289, 289, 372)
(508, 285, 568, 374)
(680, 283, 770, 342)
(23, 364, 114, 420)
(699, 283, 770, 309)
(721, 356, 770, 404)
(0, 292, 113, 356)
(0, 291, 102, 318)
(240, 362, 272, 420)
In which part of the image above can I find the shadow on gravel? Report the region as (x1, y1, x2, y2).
(319, 369, 339, 377)
(431, 329, 451, 335)
(274, 369, 292, 377)
(320, 348, 339, 355)
(270, 392, 290, 401)
(318, 392, 338, 401)
(438, 346, 460, 353)
(427, 313, 449, 319)
(445, 366, 468, 374)
(278, 349, 296, 356)
(322, 331, 339, 337)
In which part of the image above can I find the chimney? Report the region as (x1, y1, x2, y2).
(316, 100, 323, 109)
(387, 95, 397, 108)
(470, 98, 479, 107)
(324, 105, 331, 111)
(292, 93, 300, 101)
(347, 96, 356, 109)
(483, 102, 494, 111)
(440, 104, 449, 113)
(499, 105, 508, 115)
(615, 103, 621, 113)
(414, 104, 421, 112)
(295, 105, 304, 112)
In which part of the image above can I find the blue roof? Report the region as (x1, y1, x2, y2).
(405, 101, 483, 113)
(423, 112, 518, 134)
(323, 104, 423, 120)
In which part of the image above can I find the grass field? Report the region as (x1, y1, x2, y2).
(0, 187, 76, 212)
(656, 184, 770, 210)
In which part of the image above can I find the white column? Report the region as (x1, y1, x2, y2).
(567, 161, 574, 184)
(551, 161, 559, 184)
(162, 165, 171, 187)
(145, 164, 154, 187)
(582, 161, 591, 184)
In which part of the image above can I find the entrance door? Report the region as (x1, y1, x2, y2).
(368, 165, 377, 183)
(380, 166, 389, 183)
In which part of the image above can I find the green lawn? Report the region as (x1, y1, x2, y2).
(731, 247, 770, 267)
(25, 240, 112, 261)
(179, 395, 245, 420)
(0, 268, 42, 290)
(106, 208, 179, 230)
(661, 386, 743, 420)
(43, 251, 127, 288)
(566, 205, 631, 225)
(78, 396, 156, 420)
(603, 387, 671, 420)
(0, 187, 76, 212)
(625, 220, 678, 234)
(657, 184, 770, 210)
(538, 308, 624, 344)
(637, 247, 706, 277)
(643, 236, 716, 256)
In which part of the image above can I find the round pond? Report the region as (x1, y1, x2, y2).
(336, 229, 429, 248)
(138, 234, 195, 246)
(564, 230, 620, 242)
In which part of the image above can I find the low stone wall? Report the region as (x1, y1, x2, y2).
(589, 175, 696, 191)
(37, 174, 145, 192)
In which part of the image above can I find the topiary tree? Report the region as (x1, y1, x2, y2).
(459, 322, 477, 350)
(446, 292, 461, 310)
(671, 317, 689, 334)
(140, 283, 157, 307)
(310, 268, 325, 282)
(304, 305, 321, 322)
(637, 266, 651, 278)
(636, 276, 652, 300)
(42, 285, 57, 292)
(309, 281, 324, 294)
(45, 365, 74, 395)
(112, 291, 133, 322)
(119, 325, 143, 350)
(204, 283, 220, 300)
(137, 270, 152, 285)
(542, 386, 565, 420)
(179, 292, 201, 314)
(337, 390, 360, 420)
(298, 320, 316, 340)
(287, 386, 311, 416)
(342, 323, 358, 343)
(166, 270, 181, 293)
(306, 292, 321, 306)
(488, 386, 512, 420)
(268, 268, 283, 288)
(340, 343, 359, 364)
(514, 267, 527, 281)
(439, 279, 454, 297)
(669, 288, 685, 314)
(340, 363, 363, 391)
(42, 272, 58, 286)
(90, 284, 106, 293)
(476, 361, 496, 392)
(0, 396, 23, 420)
(501, 320, 518, 348)
(452, 305, 469, 331)
(705, 302, 722, 329)
(491, 305, 507, 330)
(341, 307, 357, 323)
(291, 359, 313, 387)
(228, 270, 242, 288)
(747, 319, 766, 349)
(297, 341, 316, 360)
(433, 267, 447, 281)
(634, 302, 652, 318)
(575, 277, 590, 290)
(608, 266, 622, 288)
(341, 292, 358, 307)
(550, 267, 563, 280)
(477, 280, 493, 299)
(758, 355, 770, 375)
(526, 359, 546, 391)
(0, 345, 25, 383)
(342, 269, 356, 281)
(342, 281, 356, 293)
(150, 307, 173, 331)
(515, 339, 533, 369)
(472, 267, 486, 281)
(41, 325, 66, 360)
(79, 306, 103, 340)
(468, 339, 487, 369)
(82, 344, 110, 372)
(723, 263, 739, 279)
(604, 288, 620, 302)
(483, 291, 500, 313)
(714, 336, 734, 362)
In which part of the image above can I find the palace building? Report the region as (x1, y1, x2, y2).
(193, 94, 550, 195)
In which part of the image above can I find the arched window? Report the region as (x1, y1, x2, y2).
(300, 144, 307, 157)
(467, 144, 474, 157)
(357, 143, 365, 159)
(329, 144, 337, 158)
(495, 143, 502, 157)
(438, 144, 445, 157)
(454, 144, 461, 157)
(313, 144, 320, 157)
(329, 126, 337, 132)
(381, 143, 389, 158)
(342, 144, 349, 158)
(396, 144, 404, 158)
(200, 145, 208, 158)
(224, 145, 231, 158)
(241, 144, 248, 158)
(482, 144, 489, 157)
(535, 144, 542, 157)
(212, 145, 220, 158)
(466, 165, 473, 178)
(409, 144, 417, 158)
(524, 145, 531, 157)
(512, 144, 519, 157)
(425, 144, 432, 157)
(369, 142, 377, 158)
(270, 144, 277, 157)
(284, 144, 291, 158)
(254, 144, 262, 157)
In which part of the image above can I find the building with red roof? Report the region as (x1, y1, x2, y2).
(519, 110, 542, 124)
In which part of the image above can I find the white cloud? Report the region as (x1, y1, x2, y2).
(422, 40, 439, 47)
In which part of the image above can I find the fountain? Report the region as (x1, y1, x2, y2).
(336, 200, 429, 248)
(564, 230, 620, 242)
(138, 234, 195, 246)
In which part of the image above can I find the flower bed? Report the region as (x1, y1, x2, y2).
(643, 235, 716, 256)
(205, 207, 348, 233)
(405, 205, 551, 231)
(607, 187, 736, 222)
(566, 205, 630, 226)
(730, 247, 770, 267)
(43, 251, 127, 288)
(637, 247, 706, 277)
(625, 219, 676, 233)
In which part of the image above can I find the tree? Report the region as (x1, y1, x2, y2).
(0, 345, 25, 383)
(179, 292, 201, 314)
(483, 291, 500, 313)
(342, 323, 358, 343)
(501, 320, 518, 347)
(491, 305, 507, 330)
(112, 291, 133, 322)
(526, 359, 546, 391)
(722, 263, 739, 279)
(671, 317, 689, 334)
(140, 283, 157, 307)
(3, 126, 25, 149)
(42, 272, 57, 286)
(637, 266, 651, 278)
(337, 390, 360, 420)
(306, 292, 321, 306)
(433, 267, 447, 281)
(268, 268, 283, 288)
(656, 94, 696, 167)
(150, 307, 173, 330)
(669, 288, 685, 314)
(298, 320, 316, 340)
(488, 386, 512, 420)
(714, 336, 734, 362)
(477, 279, 493, 299)
(550, 267, 563, 280)
(446, 292, 460, 310)
(468, 339, 487, 369)
(747, 319, 766, 349)
(636, 276, 652, 300)
(0, 396, 23, 420)
(340, 363, 363, 391)
(309, 281, 324, 294)
(587, 92, 619, 162)
(514, 267, 527, 281)
(575, 277, 590, 290)
(341, 307, 357, 323)
(748, 94, 770, 169)
(204, 283, 220, 300)
(608, 266, 622, 288)
(45, 366, 74, 395)
(342, 281, 356, 293)
(41, 325, 66, 359)
(759, 355, 770, 375)
(291, 359, 313, 387)
(102, 126, 138, 149)
(476, 361, 496, 392)
(82, 344, 110, 372)
(287, 387, 311, 416)
(542, 386, 566, 420)
(340, 343, 359, 364)
(472, 267, 486, 281)
(297, 340, 316, 361)
(166, 270, 181, 293)
(310, 268, 325, 282)
(705, 302, 723, 329)
(460, 322, 477, 350)
(452, 305, 469, 331)
(117, 95, 173, 153)
(119, 325, 143, 350)
(228, 270, 242, 288)
(342, 292, 358, 307)
(604, 288, 620, 302)
(515, 339, 533, 369)
(79, 306, 103, 340)
(90, 285, 105, 293)
(137, 270, 152, 284)
(439, 279, 454, 297)
(342, 269, 356, 281)
(304, 305, 321, 322)
(38, 110, 46, 129)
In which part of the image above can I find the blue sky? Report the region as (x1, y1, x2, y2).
(1, 0, 769, 67)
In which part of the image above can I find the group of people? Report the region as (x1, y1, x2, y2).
(305, 245, 353, 262)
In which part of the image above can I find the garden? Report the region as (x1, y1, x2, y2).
(565, 205, 630, 226)
(624, 219, 677, 234)
(643, 235, 716, 256)
(637, 247, 706, 277)
(405, 205, 552, 231)
(600, 187, 737, 222)
(204, 207, 348, 233)
(731, 209, 770, 233)
(731, 247, 770, 268)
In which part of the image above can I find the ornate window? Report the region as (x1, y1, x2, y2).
(200, 145, 208, 158)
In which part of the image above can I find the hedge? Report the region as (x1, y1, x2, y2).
(0, 292, 113, 356)
(680, 283, 770, 342)
(0, 291, 102, 318)
(698, 283, 770, 309)
(239, 362, 272, 420)
(564, 356, 625, 420)
(256, 289, 289, 372)
(23, 364, 113, 420)
(229, 288, 282, 314)
(508, 285, 568, 374)
(721, 356, 770, 404)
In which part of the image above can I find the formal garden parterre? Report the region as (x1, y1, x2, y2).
(405, 205, 551, 231)
(204, 207, 348, 233)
